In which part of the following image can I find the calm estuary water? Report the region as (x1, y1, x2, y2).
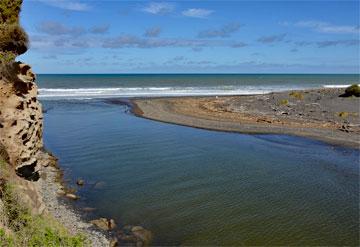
(42, 99, 359, 246)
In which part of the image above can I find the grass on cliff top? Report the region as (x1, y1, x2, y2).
(0, 158, 86, 246)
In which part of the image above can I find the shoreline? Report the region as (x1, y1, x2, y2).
(130, 88, 360, 149)
(37, 160, 111, 246)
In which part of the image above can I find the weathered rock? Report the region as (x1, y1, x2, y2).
(90, 218, 116, 231)
(0, 62, 49, 180)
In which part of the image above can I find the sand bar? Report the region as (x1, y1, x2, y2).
(132, 88, 360, 149)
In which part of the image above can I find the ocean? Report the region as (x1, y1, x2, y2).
(40, 74, 359, 245)
(37, 74, 360, 99)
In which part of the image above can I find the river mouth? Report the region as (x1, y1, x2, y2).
(42, 99, 359, 246)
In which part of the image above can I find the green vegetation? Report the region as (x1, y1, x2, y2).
(343, 84, 360, 97)
(0, 158, 86, 246)
(0, 0, 28, 64)
(279, 99, 289, 105)
(289, 91, 304, 100)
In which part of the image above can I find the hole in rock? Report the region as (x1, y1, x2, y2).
(16, 161, 40, 181)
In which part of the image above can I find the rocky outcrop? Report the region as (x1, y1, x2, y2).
(0, 62, 56, 215)
(0, 62, 54, 181)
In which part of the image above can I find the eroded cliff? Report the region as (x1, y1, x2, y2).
(0, 62, 55, 181)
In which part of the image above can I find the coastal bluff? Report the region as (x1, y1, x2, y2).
(0, 62, 54, 181)
(0, 0, 54, 215)
(0, 62, 57, 215)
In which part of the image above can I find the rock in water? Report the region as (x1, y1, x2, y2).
(76, 179, 85, 186)
(131, 226, 152, 246)
(90, 218, 116, 231)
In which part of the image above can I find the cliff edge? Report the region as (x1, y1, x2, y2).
(0, 0, 54, 214)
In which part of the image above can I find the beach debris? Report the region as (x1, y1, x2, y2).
(90, 218, 116, 231)
(65, 193, 79, 200)
(76, 179, 85, 186)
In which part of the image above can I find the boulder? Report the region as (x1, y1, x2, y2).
(131, 226, 152, 245)
(90, 218, 116, 231)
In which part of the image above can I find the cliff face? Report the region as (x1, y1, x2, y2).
(0, 62, 57, 215)
(0, 0, 53, 179)
(0, 62, 53, 181)
(0, 0, 55, 214)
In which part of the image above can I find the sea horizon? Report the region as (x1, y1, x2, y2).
(36, 73, 360, 99)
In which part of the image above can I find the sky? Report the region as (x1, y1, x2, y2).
(19, 0, 360, 74)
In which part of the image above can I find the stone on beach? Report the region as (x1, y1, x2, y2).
(65, 193, 78, 200)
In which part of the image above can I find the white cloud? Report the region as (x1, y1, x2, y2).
(283, 20, 359, 34)
(182, 8, 214, 18)
(37, 0, 90, 11)
(142, 2, 175, 15)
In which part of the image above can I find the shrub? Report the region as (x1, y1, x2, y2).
(0, 24, 28, 56)
(0, 0, 22, 24)
(0, 0, 28, 64)
(279, 99, 289, 105)
(289, 91, 304, 100)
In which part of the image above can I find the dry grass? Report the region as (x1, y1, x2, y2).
(289, 91, 304, 100)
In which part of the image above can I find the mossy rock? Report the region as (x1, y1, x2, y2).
(343, 84, 360, 97)
(338, 112, 349, 118)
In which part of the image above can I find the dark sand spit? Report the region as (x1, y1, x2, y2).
(132, 88, 360, 149)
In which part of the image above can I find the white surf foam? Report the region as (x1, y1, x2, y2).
(38, 85, 305, 99)
(323, 84, 359, 88)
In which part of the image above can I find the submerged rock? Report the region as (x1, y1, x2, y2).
(76, 179, 85, 186)
(131, 226, 152, 246)
(90, 218, 116, 231)
(82, 207, 96, 212)
(93, 181, 105, 189)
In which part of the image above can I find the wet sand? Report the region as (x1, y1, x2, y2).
(132, 88, 360, 149)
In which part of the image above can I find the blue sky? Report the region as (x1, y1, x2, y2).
(19, 0, 360, 73)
